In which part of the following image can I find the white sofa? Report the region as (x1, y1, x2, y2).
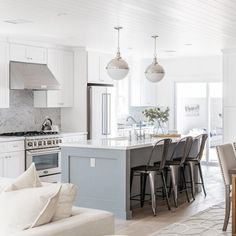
(0, 178, 115, 236)
(13, 207, 115, 236)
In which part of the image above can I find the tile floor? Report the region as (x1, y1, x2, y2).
(115, 165, 225, 236)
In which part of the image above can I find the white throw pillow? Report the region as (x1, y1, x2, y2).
(4, 163, 42, 192)
(0, 184, 61, 235)
(52, 183, 77, 221)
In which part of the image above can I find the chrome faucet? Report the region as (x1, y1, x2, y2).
(126, 116, 145, 140)
(126, 116, 138, 124)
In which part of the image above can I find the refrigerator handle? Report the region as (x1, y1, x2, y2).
(102, 93, 107, 135)
(106, 93, 111, 135)
(102, 93, 111, 135)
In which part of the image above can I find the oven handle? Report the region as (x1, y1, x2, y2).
(27, 147, 61, 156)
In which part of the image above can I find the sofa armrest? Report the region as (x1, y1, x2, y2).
(13, 207, 115, 236)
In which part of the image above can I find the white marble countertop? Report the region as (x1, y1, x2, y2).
(0, 136, 25, 142)
(0, 132, 87, 142)
(60, 136, 185, 150)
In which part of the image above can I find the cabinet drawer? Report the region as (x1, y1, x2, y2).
(7, 141, 24, 152)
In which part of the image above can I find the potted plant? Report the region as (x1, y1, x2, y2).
(142, 107, 170, 134)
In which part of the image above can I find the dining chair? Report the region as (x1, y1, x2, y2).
(130, 138, 172, 216)
(216, 143, 236, 231)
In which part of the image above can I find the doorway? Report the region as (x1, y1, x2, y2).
(175, 82, 223, 165)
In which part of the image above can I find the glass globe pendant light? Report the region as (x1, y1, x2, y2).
(145, 36, 165, 82)
(106, 26, 129, 80)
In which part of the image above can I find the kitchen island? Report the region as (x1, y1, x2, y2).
(61, 136, 199, 219)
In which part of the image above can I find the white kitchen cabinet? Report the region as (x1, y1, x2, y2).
(0, 43, 9, 108)
(87, 51, 113, 84)
(0, 155, 4, 177)
(0, 140, 25, 178)
(87, 51, 100, 83)
(4, 151, 25, 178)
(99, 53, 113, 83)
(10, 43, 47, 64)
(140, 77, 158, 106)
(34, 48, 74, 108)
(130, 59, 158, 107)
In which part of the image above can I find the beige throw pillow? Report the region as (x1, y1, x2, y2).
(52, 183, 77, 221)
(0, 184, 61, 235)
(4, 163, 42, 191)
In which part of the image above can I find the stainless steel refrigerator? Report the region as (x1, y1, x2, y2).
(87, 83, 117, 139)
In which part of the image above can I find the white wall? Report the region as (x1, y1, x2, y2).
(140, 56, 222, 129)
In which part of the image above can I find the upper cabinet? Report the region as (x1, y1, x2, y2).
(87, 51, 113, 84)
(0, 43, 9, 108)
(10, 43, 47, 64)
(130, 59, 158, 107)
(34, 48, 74, 108)
(140, 78, 157, 106)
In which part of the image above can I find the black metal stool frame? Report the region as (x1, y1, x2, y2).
(130, 138, 172, 216)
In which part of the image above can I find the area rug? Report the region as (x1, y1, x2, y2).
(149, 202, 231, 236)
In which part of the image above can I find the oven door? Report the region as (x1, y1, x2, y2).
(26, 147, 61, 177)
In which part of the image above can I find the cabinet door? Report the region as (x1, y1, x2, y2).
(87, 51, 100, 83)
(0, 155, 4, 177)
(26, 46, 47, 64)
(9, 44, 27, 62)
(99, 53, 113, 84)
(140, 78, 157, 106)
(0, 43, 9, 108)
(46, 49, 61, 107)
(10, 44, 47, 64)
(59, 50, 74, 107)
(4, 151, 24, 178)
(47, 49, 73, 107)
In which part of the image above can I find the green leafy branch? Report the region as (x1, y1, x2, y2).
(142, 107, 170, 124)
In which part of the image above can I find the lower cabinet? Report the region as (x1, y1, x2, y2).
(3, 151, 25, 178)
(0, 141, 25, 178)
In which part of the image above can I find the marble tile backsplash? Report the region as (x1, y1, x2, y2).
(0, 90, 61, 133)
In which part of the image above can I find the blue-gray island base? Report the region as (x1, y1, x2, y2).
(61, 138, 199, 219)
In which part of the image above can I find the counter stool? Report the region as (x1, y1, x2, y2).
(185, 134, 208, 197)
(164, 136, 194, 207)
(130, 138, 172, 216)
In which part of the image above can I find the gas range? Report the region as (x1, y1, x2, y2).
(0, 131, 63, 182)
(0, 131, 62, 150)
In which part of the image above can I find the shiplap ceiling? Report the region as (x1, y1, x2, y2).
(0, 0, 235, 57)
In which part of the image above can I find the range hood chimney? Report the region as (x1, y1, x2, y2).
(10, 61, 60, 90)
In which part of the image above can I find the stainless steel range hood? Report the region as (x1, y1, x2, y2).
(10, 61, 60, 90)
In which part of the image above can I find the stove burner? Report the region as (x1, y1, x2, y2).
(0, 131, 59, 137)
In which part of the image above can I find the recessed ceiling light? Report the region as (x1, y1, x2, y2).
(4, 19, 33, 24)
(57, 12, 68, 17)
(185, 43, 192, 46)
